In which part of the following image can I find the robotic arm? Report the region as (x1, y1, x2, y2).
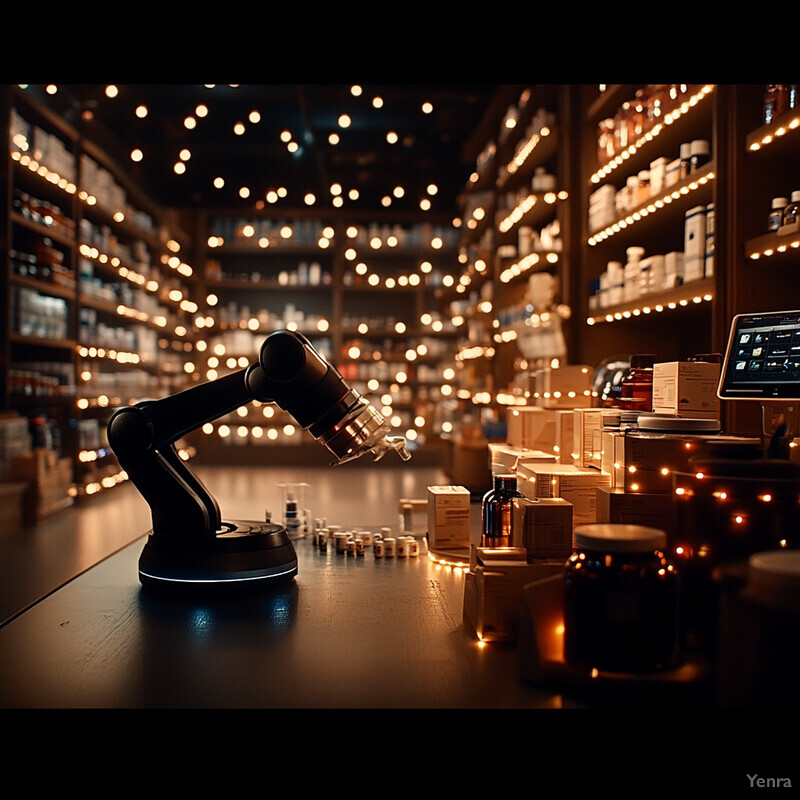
(107, 330, 410, 592)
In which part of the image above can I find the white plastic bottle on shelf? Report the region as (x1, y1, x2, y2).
(684, 205, 707, 282)
(606, 261, 624, 306)
(623, 246, 645, 302)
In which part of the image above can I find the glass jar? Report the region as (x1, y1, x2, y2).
(618, 353, 654, 412)
(564, 524, 681, 674)
(781, 190, 800, 228)
(481, 474, 523, 548)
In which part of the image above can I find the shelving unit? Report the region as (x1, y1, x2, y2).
(575, 83, 719, 370)
(185, 207, 461, 464)
(2, 86, 198, 515)
(4, 82, 800, 518)
(440, 85, 578, 432)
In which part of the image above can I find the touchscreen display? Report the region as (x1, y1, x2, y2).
(718, 310, 800, 400)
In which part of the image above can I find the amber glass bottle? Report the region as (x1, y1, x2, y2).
(481, 474, 523, 548)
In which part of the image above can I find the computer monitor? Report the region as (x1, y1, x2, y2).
(718, 309, 800, 444)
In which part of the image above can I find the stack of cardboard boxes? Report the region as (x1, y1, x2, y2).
(0, 413, 74, 528)
(461, 359, 727, 642)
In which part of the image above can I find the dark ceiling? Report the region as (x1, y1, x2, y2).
(31, 83, 508, 217)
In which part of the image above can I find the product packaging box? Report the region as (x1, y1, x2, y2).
(488, 443, 555, 475)
(463, 547, 564, 642)
(512, 496, 573, 560)
(555, 409, 575, 464)
(649, 156, 667, 194)
(595, 486, 677, 541)
(600, 429, 626, 487)
(663, 251, 684, 289)
(516, 462, 609, 529)
(533, 364, 593, 408)
(11, 448, 74, 522)
(652, 360, 721, 419)
(506, 406, 557, 451)
(572, 408, 605, 469)
(427, 485, 472, 551)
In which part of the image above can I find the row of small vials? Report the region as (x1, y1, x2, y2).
(311, 522, 423, 558)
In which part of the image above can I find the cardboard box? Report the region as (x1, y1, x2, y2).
(652, 361, 721, 419)
(488, 444, 555, 475)
(448, 442, 491, 495)
(555, 409, 575, 464)
(516, 462, 609, 529)
(533, 365, 593, 408)
(506, 406, 557, 451)
(512, 496, 573, 560)
(601, 429, 626, 487)
(572, 408, 605, 468)
(11, 448, 74, 522)
(595, 486, 677, 541)
(427, 485, 471, 551)
(463, 550, 564, 642)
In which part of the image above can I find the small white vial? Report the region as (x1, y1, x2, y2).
(384, 538, 396, 557)
(397, 537, 409, 557)
(374, 539, 385, 558)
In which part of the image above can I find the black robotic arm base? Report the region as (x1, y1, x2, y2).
(138, 520, 298, 594)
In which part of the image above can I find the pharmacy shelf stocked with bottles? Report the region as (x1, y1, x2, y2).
(440, 86, 576, 447)
(577, 84, 718, 368)
(193, 210, 462, 462)
(3, 86, 198, 512)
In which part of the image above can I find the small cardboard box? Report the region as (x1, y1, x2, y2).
(488, 444, 555, 475)
(463, 548, 564, 642)
(533, 364, 593, 409)
(600, 429, 626, 485)
(555, 410, 575, 464)
(506, 407, 557, 450)
(595, 486, 677, 541)
(427, 485, 471, 550)
(512, 496, 573, 560)
(516, 462, 609, 529)
(652, 361, 721, 419)
(572, 408, 605, 468)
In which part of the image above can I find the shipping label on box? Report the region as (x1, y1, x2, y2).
(652, 361, 720, 418)
(512, 496, 573, 559)
(427, 485, 471, 550)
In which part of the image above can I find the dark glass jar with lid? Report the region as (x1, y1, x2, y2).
(481, 474, 523, 548)
(564, 523, 681, 674)
(618, 354, 655, 412)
